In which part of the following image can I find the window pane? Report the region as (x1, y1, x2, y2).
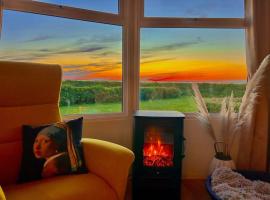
(145, 0, 244, 18)
(0, 10, 122, 115)
(34, 0, 118, 14)
(140, 28, 246, 112)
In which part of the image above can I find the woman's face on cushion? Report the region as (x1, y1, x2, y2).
(33, 134, 58, 159)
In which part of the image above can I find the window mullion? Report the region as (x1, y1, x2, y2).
(141, 17, 248, 28)
(123, 0, 141, 115)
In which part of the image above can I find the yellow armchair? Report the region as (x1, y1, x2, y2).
(0, 186, 6, 200)
(0, 61, 134, 200)
(82, 139, 134, 200)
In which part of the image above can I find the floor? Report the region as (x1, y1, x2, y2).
(181, 179, 211, 200)
(126, 179, 211, 200)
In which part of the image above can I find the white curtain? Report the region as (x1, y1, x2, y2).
(237, 0, 270, 171)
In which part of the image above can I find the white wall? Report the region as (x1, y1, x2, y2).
(81, 115, 217, 179)
(82, 117, 133, 149)
(181, 117, 215, 178)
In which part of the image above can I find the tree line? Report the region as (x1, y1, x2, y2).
(60, 80, 246, 111)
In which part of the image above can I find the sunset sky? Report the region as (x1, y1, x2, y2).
(0, 0, 246, 82)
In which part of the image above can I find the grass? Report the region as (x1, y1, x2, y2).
(59, 81, 245, 115)
(140, 96, 197, 112)
(60, 102, 122, 115)
(60, 96, 197, 115)
(60, 96, 243, 115)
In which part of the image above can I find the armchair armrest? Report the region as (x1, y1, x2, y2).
(0, 186, 6, 200)
(81, 138, 134, 200)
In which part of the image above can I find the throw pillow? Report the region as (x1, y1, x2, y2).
(18, 117, 87, 183)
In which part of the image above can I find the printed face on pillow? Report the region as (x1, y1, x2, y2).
(33, 134, 58, 159)
(19, 117, 85, 183)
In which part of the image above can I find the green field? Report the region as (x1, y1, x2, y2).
(60, 102, 122, 115)
(59, 80, 245, 115)
(60, 96, 197, 115)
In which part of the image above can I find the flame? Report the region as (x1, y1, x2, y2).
(143, 139, 173, 167)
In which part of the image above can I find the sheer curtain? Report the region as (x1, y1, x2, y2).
(237, 0, 270, 171)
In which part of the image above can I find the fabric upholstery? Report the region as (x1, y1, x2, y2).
(0, 61, 62, 106)
(19, 117, 85, 183)
(0, 61, 62, 185)
(3, 173, 118, 200)
(245, 0, 270, 78)
(2, 138, 134, 200)
(0, 186, 6, 200)
(82, 138, 134, 200)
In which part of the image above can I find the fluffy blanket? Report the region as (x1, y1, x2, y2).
(211, 167, 270, 200)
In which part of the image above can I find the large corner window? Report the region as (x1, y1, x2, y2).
(0, 10, 123, 115)
(1, 0, 248, 116)
(140, 0, 247, 113)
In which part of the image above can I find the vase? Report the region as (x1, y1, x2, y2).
(208, 142, 236, 175)
(209, 156, 236, 175)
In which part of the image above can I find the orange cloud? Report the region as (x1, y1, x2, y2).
(140, 59, 247, 82)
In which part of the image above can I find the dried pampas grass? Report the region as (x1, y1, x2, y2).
(236, 55, 270, 132)
(192, 83, 237, 157)
(192, 54, 270, 157)
(230, 55, 270, 157)
(219, 92, 237, 157)
(192, 83, 217, 141)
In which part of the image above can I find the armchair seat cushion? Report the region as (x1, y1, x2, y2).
(3, 173, 118, 200)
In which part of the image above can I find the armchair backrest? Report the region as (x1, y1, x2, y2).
(0, 61, 62, 185)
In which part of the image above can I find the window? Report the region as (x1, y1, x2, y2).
(140, 1, 247, 112)
(0, 8, 123, 115)
(33, 0, 119, 14)
(1, 0, 248, 116)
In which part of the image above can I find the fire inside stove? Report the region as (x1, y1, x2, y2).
(143, 127, 174, 167)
